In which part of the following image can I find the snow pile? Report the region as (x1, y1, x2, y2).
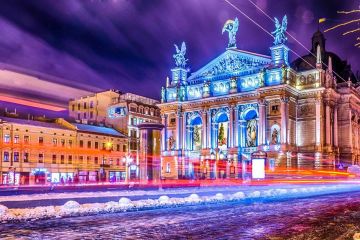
(61, 201, 81, 214)
(158, 195, 170, 204)
(248, 191, 261, 198)
(214, 193, 225, 201)
(186, 193, 201, 203)
(1, 184, 360, 222)
(231, 191, 246, 200)
(0, 205, 8, 216)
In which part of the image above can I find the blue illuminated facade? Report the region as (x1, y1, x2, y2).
(159, 17, 350, 180)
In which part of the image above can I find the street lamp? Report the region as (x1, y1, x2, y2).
(122, 154, 133, 183)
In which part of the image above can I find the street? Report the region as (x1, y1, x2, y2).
(1, 189, 360, 239)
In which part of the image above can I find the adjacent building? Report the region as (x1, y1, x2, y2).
(69, 90, 161, 161)
(0, 115, 128, 185)
(158, 17, 359, 180)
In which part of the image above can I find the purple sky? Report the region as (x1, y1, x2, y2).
(0, 0, 358, 100)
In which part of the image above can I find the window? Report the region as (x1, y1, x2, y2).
(72, 104, 75, 111)
(13, 152, 19, 162)
(95, 142, 99, 149)
(87, 141, 91, 148)
(83, 102, 87, 109)
(68, 155, 73, 164)
(68, 140, 73, 147)
(24, 135, 30, 144)
(90, 111, 93, 119)
(116, 158, 120, 166)
(87, 156, 91, 164)
(53, 138, 58, 146)
(84, 112, 87, 119)
(38, 153, 44, 163)
(23, 152, 29, 163)
(79, 156, 83, 164)
(77, 103, 80, 110)
(166, 162, 171, 173)
(61, 139, 65, 147)
(14, 135, 19, 144)
(39, 137, 44, 145)
(52, 154, 57, 164)
(90, 101, 94, 108)
(77, 113, 80, 120)
(123, 145, 127, 152)
(60, 155, 65, 164)
(79, 140, 84, 148)
(3, 152, 9, 162)
(4, 134, 10, 143)
(117, 144, 120, 151)
(94, 157, 98, 164)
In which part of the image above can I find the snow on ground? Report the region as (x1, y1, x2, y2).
(1, 184, 360, 222)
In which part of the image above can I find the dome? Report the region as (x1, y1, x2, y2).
(291, 30, 357, 83)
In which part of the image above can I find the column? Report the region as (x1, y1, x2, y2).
(239, 120, 246, 147)
(175, 111, 182, 150)
(182, 113, 187, 151)
(161, 114, 167, 151)
(229, 105, 234, 148)
(315, 98, 321, 147)
(333, 106, 338, 148)
(258, 99, 266, 145)
(201, 110, 207, 149)
(234, 106, 239, 147)
(280, 96, 289, 144)
(325, 101, 331, 146)
(207, 109, 212, 149)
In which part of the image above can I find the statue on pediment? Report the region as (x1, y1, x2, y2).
(222, 17, 239, 48)
(272, 15, 288, 45)
(173, 42, 188, 68)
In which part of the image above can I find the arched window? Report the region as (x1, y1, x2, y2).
(243, 109, 258, 147)
(216, 112, 229, 150)
(190, 115, 202, 151)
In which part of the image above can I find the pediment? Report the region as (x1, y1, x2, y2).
(188, 48, 271, 82)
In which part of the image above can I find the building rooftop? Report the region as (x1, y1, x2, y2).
(0, 117, 70, 130)
(72, 123, 127, 138)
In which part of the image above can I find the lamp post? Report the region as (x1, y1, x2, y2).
(122, 154, 133, 183)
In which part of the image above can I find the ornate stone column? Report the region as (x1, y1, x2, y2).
(239, 120, 246, 147)
(182, 113, 187, 150)
(161, 114, 167, 151)
(175, 111, 182, 150)
(325, 101, 331, 147)
(229, 105, 234, 148)
(280, 96, 289, 144)
(315, 98, 321, 148)
(333, 105, 338, 147)
(258, 98, 266, 145)
(201, 110, 207, 149)
(207, 109, 212, 149)
(234, 106, 239, 147)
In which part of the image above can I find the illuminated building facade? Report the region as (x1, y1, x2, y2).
(158, 17, 358, 179)
(0, 116, 127, 185)
(69, 90, 161, 162)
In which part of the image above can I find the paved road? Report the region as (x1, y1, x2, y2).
(1, 191, 360, 239)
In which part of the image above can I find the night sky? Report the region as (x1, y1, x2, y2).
(0, 0, 358, 100)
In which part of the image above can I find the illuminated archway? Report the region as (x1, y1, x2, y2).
(240, 108, 258, 147)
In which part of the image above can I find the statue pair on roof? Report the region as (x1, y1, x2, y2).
(172, 15, 288, 67)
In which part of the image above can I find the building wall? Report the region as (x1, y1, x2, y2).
(0, 120, 127, 185)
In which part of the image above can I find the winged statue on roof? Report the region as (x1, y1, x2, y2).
(173, 41, 188, 68)
(272, 15, 288, 45)
(222, 17, 239, 48)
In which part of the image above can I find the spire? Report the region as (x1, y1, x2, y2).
(328, 56, 333, 73)
(166, 76, 170, 87)
(316, 44, 322, 68)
